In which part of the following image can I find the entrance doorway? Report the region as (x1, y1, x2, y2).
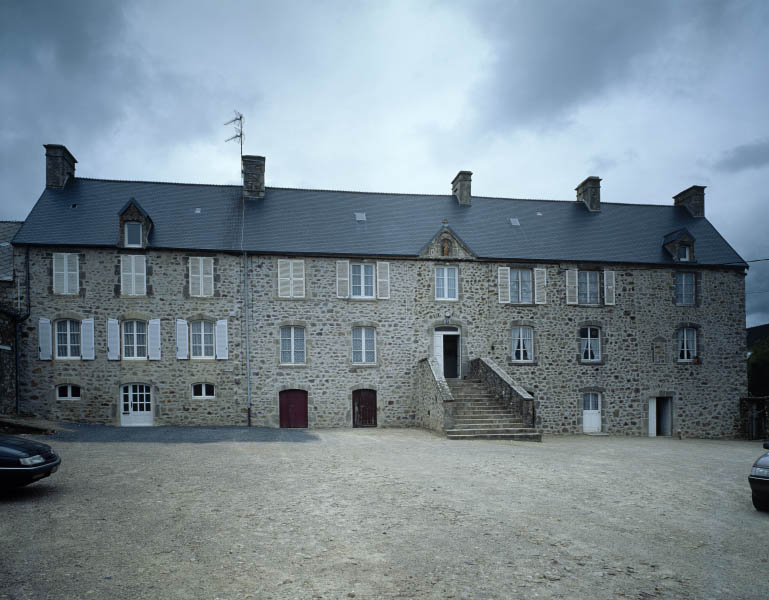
(279, 389, 308, 428)
(649, 396, 672, 436)
(352, 389, 377, 427)
(434, 326, 460, 379)
(582, 392, 601, 433)
(120, 383, 153, 427)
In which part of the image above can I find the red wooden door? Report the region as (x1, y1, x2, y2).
(353, 389, 377, 427)
(279, 390, 308, 428)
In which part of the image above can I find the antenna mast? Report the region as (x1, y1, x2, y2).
(224, 110, 244, 157)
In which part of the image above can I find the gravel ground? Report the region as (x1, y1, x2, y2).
(1, 426, 768, 600)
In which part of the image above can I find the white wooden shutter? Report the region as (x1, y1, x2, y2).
(292, 260, 305, 298)
(67, 254, 78, 293)
(202, 258, 214, 296)
(376, 262, 390, 299)
(121, 256, 131, 295)
(604, 270, 616, 306)
(107, 318, 120, 360)
(148, 318, 161, 360)
(215, 319, 228, 360)
(534, 268, 547, 305)
(38, 318, 52, 360)
(336, 260, 349, 298)
(135, 256, 146, 296)
(277, 260, 290, 297)
(176, 319, 189, 359)
(566, 269, 578, 305)
(433, 332, 444, 374)
(497, 267, 510, 303)
(81, 318, 95, 360)
(189, 258, 201, 296)
(53, 254, 65, 293)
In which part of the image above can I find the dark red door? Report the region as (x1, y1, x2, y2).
(353, 389, 377, 427)
(279, 390, 308, 428)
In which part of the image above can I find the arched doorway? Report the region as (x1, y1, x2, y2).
(279, 389, 308, 428)
(434, 326, 461, 379)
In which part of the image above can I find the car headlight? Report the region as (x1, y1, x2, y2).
(751, 466, 769, 478)
(19, 455, 45, 466)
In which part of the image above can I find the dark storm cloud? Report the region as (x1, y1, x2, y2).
(714, 139, 769, 173)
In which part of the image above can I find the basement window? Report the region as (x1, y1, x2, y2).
(192, 383, 215, 399)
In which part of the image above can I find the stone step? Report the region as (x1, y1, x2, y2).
(453, 420, 525, 427)
(447, 425, 538, 434)
(446, 431, 542, 441)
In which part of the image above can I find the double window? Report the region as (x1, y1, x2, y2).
(123, 320, 148, 359)
(510, 269, 533, 304)
(55, 319, 81, 359)
(189, 257, 214, 297)
(336, 261, 389, 299)
(352, 327, 376, 364)
(677, 327, 697, 362)
(57, 384, 81, 400)
(121, 255, 146, 296)
(53, 252, 78, 294)
(675, 272, 695, 305)
(435, 266, 458, 300)
(580, 327, 601, 362)
(566, 269, 615, 306)
(280, 326, 306, 364)
(512, 326, 534, 362)
(192, 383, 215, 399)
(578, 271, 600, 304)
(190, 320, 215, 359)
(351, 264, 375, 298)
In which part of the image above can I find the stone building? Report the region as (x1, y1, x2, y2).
(7, 144, 748, 437)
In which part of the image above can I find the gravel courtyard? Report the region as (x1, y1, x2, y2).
(2, 426, 768, 600)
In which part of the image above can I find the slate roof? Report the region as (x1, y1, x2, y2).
(0, 221, 22, 281)
(12, 177, 747, 267)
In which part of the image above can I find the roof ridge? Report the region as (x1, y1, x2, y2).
(75, 177, 241, 189)
(0, 220, 23, 224)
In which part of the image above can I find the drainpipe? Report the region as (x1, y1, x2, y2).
(243, 250, 252, 426)
(14, 247, 31, 413)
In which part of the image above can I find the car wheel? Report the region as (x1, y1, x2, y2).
(752, 494, 769, 512)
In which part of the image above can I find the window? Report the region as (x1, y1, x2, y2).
(122, 383, 151, 412)
(57, 384, 81, 400)
(125, 222, 142, 247)
(578, 271, 600, 304)
(677, 327, 697, 362)
(53, 252, 78, 294)
(512, 326, 534, 361)
(189, 257, 214, 297)
(121, 255, 146, 296)
(277, 259, 305, 298)
(580, 327, 601, 362)
(583, 392, 600, 411)
(679, 246, 690, 262)
(435, 266, 458, 300)
(55, 319, 80, 359)
(190, 320, 215, 359)
(123, 320, 148, 359)
(280, 326, 306, 364)
(351, 263, 375, 298)
(675, 272, 695, 305)
(192, 383, 215, 399)
(510, 269, 533, 304)
(352, 326, 376, 364)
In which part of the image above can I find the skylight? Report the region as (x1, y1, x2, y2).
(509, 218, 520, 226)
(355, 212, 366, 222)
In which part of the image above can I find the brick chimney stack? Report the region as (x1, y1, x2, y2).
(44, 144, 77, 189)
(674, 185, 705, 217)
(576, 176, 601, 212)
(242, 155, 265, 199)
(452, 171, 472, 206)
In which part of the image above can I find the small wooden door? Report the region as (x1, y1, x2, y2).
(279, 389, 308, 428)
(353, 389, 377, 427)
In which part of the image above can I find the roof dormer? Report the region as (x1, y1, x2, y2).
(663, 228, 696, 263)
(118, 198, 152, 249)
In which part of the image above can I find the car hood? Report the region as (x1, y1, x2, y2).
(754, 452, 769, 469)
(0, 434, 53, 459)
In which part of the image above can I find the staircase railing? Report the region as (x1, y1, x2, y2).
(416, 357, 456, 432)
(469, 357, 535, 428)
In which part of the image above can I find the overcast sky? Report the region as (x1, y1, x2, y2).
(1, 0, 767, 325)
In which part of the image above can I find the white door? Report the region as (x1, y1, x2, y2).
(648, 398, 657, 437)
(582, 392, 601, 433)
(433, 332, 444, 373)
(120, 384, 153, 426)
(433, 328, 461, 378)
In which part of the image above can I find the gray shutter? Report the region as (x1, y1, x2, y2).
(292, 260, 305, 298)
(277, 259, 291, 297)
(202, 258, 214, 297)
(336, 260, 349, 298)
(67, 253, 79, 294)
(604, 270, 616, 306)
(189, 258, 201, 296)
(148, 318, 161, 360)
(53, 254, 65, 294)
(38, 318, 52, 360)
(107, 318, 120, 360)
(566, 269, 578, 305)
(215, 319, 228, 360)
(534, 268, 547, 304)
(176, 319, 189, 360)
(81, 318, 95, 360)
(376, 261, 390, 299)
(136, 256, 146, 296)
(498, 267, 510, 303)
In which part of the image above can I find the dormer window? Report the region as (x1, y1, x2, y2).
(679, 246, 690, 262)
(125, 222, 142, 248)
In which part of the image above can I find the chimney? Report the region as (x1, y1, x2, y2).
(44, 144, 77, 189)
(452, 170, 472, 206)
(242, 155, 265, 199)
(576, 176, 601, 212)
(674, 185, 705, 217)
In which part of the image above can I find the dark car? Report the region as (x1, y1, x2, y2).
(749, 441, 769, 512)
(0, 434, 61, 488)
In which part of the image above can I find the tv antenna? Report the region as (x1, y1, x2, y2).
(224, 110, 244, 157)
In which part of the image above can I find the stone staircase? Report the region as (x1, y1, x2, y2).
(446, 378, 541, 441)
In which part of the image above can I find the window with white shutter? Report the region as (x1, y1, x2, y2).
(176, 319, 189, 360)
(189, 257, 214, 297)
(534, 268, 547, 304)
(121, 255, 146, 296)
(215, 319, 228, 360)
(336, 260, 350, 298)
(81, 318, 95, 360)
(123, 320, 148, 359)
(38, 318, 52, 360)
(578, 271, 600, 304)
(351, 264, 375, 298)
(107, 318, 120, 360)
(603, 270, 616, 306)
(277, 259, 305, 298)
(376, 262, 390, 299)
(498, 267, 511, 303)
(53, 253, 79, 294)
(190, 320, 215, 359)
(148, 319, 161, 360)
(566, 269, 578, 305)
(55, 319, 81, 359)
